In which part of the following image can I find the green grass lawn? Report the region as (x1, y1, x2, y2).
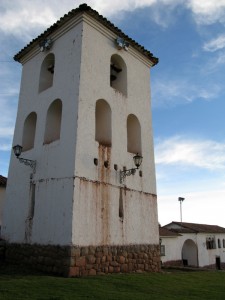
(0, 264, 225, 300)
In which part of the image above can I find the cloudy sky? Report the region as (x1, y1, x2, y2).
(1, 0, 225, 227)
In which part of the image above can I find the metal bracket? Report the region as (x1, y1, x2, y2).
(17, 157, 36, 173)
(120, 168, 136, 184)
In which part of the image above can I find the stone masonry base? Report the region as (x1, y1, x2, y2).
(4, 243, 160, 277)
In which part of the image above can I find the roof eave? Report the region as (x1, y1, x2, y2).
(14, 3, 158, 66)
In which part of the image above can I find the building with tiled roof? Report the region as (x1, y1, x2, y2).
(0, 176, 7, 187)
(160, 221, 225, 269)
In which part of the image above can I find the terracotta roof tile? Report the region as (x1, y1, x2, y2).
(159, 227, 180, 237)
(14, 3, 158, 65)
(164, 221, 225, 234)
(0, 175, 7, 187)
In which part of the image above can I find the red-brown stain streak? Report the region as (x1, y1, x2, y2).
(98, 145, 111, 244)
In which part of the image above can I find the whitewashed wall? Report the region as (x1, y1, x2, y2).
(2, 14, 158, 247)
(161, 232, 225, 267)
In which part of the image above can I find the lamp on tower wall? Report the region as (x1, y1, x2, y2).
(12, 144, 36, 173)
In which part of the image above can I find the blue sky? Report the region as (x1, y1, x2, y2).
(1, 0, 225, 227)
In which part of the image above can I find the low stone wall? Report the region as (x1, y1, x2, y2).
(161, 260, 183, 267)
(203, 262, 225, 270)
(4, 243, 160, 276)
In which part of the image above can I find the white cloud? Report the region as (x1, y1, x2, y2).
(0, 0, 75, 39)
(1, 0, 225, 39)
(0, 143, 12, 151)
(203, 35, 225, 52)
(152, 78, 221, 107)
(187, 0, 225, 25)
(155, 136, 225, 170)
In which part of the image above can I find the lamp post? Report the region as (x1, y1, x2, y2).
(178, 197, 185, 222)
(120, 154, 143, 184)
(12, 144, 36, 173)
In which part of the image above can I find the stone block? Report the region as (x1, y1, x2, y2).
(138, 264, 144, 270)
(96, 258, 101, 264)
(128, 263, 134, 271)
(108, 266, 114, 273)
(110, 261, 119, 267)
(121, 264, 128, 273)
(89, 269, 97, 276)
(114, 266, 121, 273)
(118, 256, 125, 264)
(75, 256, 86, 267)
(88, 246, 96, 255)
(101, 255, 106, 263)
(102, 246, 109, 255)
(81, 247, 89, 256)
(86, 255, 96, 264)
(71, 247, 80, 257)
(106, 255, 112, 262)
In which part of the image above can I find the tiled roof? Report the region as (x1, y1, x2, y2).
(159, 227, 180, 237)
(165, 221, 225, 234)
(0, 175, 7, 187)
(14, 3, 158, 65)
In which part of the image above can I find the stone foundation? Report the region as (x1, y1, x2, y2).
(161, 260, 183, 267)
(203, 263, 225, 270)
(4, 243, 160, 276)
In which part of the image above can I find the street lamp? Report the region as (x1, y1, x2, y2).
(12, 144, 36, 173)
(178, 197, 185, 222)
(120, 153, 143, 184)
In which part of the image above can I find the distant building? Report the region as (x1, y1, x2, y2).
(159, 221, 225, 269)
(2, 4, 159, 276)
(0, 175, 7, 236)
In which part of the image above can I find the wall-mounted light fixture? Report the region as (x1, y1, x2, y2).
(13, 145, 36, 173)
(115, 37, 129, 51)
(39, 38, 53, 52)
(120, 154, 143, 184)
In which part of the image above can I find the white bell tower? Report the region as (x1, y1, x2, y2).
(2, 4, 160, 276)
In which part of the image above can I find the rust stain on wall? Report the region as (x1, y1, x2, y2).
(98, 144, 111, 244)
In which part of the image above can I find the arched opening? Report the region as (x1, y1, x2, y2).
(127, 114, 142, 154)
(44, 99, 62, 144)
(22, 112, 37, 151)
(110, 54, 127, 96)
(39, 53, 55, 92)
(95, 99, 112, 146)
(182, 239, 198, 267)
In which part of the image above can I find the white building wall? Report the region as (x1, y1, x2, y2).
(2, 21, 83, 245)
(3, 14, 158, 247)
(161, 232, 225, 267)
(161, 237, 181, 263)
(196, 233, 225, 267)
(72, 17, 158, 246)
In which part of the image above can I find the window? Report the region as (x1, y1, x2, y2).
(44, 99, 62, 144)
(22, 112, 37, 151)
(39, 53, 55, 92)
(127, 114, 142, 154)
(95, 99, 112, 146)
(218, 239, 221, 248)
(206, 237, 216, 249)
(110, 54, 127, 96)
(160, 245, 165, 256)
(223, 239, 225, 248)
